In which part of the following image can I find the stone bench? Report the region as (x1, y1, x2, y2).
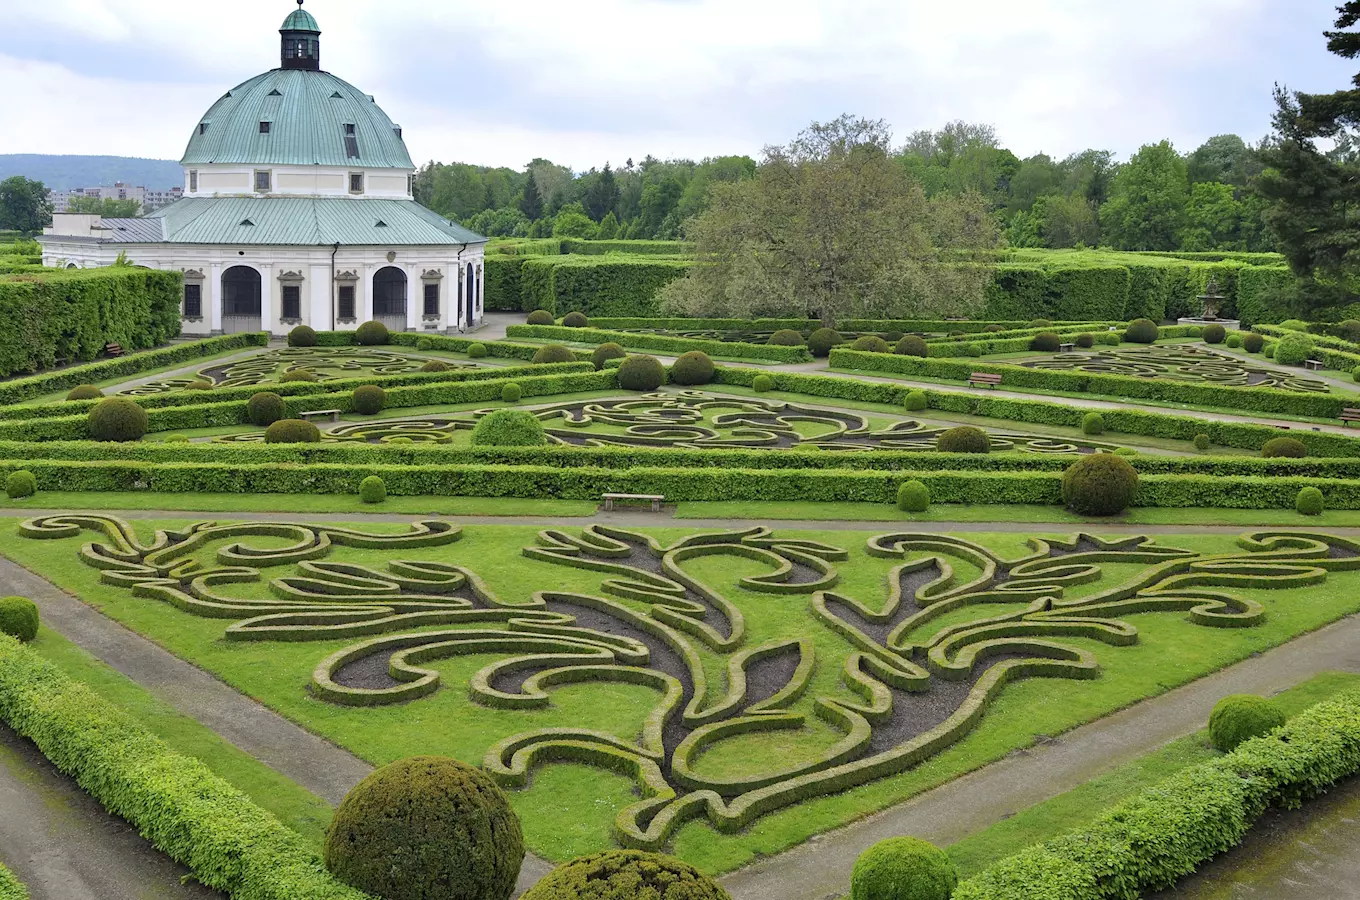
(602, 493, 665, 512)
(1303, 359, 1325, 372)
(104, 343, 125, 358)
(300, 409, 341, 424)
(968, 372, 1002, 389)
(1343, 408, 1360, 429)
(1059, 342, 1076, 353)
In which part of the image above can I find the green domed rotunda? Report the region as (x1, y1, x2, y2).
(40, 1, 488, 338)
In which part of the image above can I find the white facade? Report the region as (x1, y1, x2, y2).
(185, 164, 414, 200)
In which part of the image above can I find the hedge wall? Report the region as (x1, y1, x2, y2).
(955, 690, 1360, 900)
(0, 332, 269, 406)
(557, 239, 689, 256)
(1232, 266, 1296, 325)
(503, 324, 812, 362)
(485, 256, 528, 311)
(0, 267, 183, 377)
(519, 255, 692, 316)
(0, 635, 372, 900)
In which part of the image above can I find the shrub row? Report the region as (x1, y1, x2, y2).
(504, 324, 812, 362)
(955, 690, 1360, 900)
(1254, 325, 1360, 372)
(387, 332, 595, 363)
(0, 634, 371, 900)
(0, 332, 269, 406)
(518, 255, 692, 316)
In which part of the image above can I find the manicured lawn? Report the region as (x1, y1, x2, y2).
(945, 670, 1360, 877)
(5, 518, 1359, 874)
(0, 491, 597, 517)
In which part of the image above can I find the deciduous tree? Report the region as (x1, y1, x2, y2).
(0, 176, 52, 234)
(1099, 141, 1190, 250)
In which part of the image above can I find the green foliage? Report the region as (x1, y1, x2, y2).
(562, 311, 590, 328)
(522, 851, 729, 900)
(1124, 318, 1160, 344)
(1075, 333, 1095, 349)
(247, 392, 286, 426)
(471, 409, 547, 447)
(753, 374, 775, 392)
(0, 175, 53, 235)
(0, 863, 27, 900)
(897, 480, 931, 513)
(1208, 695, 1286, 752)
(0, 598, 38, 643)
(0, 267, 182, 377)
(1029, 331, 1061, 352)
(532, 344, 576, 364)
(185, 380, 213, 391)
(88, 397, 148, 442)
(618, 355, 666, 390)
(592, 342, 627, 371)
(1226, 331, 1243, 348)
(1279, 319, 1310, 332)
(264, 419, 321, 444)
(468, 343, 489, 359)
(1202, 323, 1227, 344)
(500, 383, 523, 403)
(1297, 486, 1325, 516)
(1262, 437, 1308, 459)
(163, 434, 189, 443)
(1062, 454, 1140, 516)
(1081, 412, 1105, 435)
(416, 338, 434, 351)
(358, 476, 387, 504)
(66, 384, 103, 401)
(5, 470, 36, 499)
(354, 320, 389, 346)
(508, 324, 810, 363)
(288, 325, 318, 347)
(852, 336, 891, 353)
(1195, 434, 1211, 451)
(352, 385, 386, 415)
(808, 328, 843, 357)
(1099, 141, 1190, 251)
(1273, 331, 1314, 366)
(421, 360, 450, 373)
(1243, 332, 1265, 352)
(521, 255, 690, 317)
(896, 335, 929, 357)
(904, 389, 929, 412)
(1096, 332, 1121, 346)
(527, 310, 556, 325)
(937, 426, 991, 454)
(768, 329, 805, 346)
(280, 370, 318, 383)
(851, 837, 957, 900)
(670, 351, 715, 386)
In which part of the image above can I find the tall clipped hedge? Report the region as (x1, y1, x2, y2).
(0, 267, 183, 376)
(519, 255, 691, 316)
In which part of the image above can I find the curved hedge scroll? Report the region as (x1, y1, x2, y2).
(124, 347, 479, 395)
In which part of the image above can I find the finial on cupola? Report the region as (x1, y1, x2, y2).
(280, 0, 321, 71)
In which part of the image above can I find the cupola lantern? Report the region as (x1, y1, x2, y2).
(280, 0, 321, 71)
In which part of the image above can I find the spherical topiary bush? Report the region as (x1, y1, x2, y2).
(1082, 412, 1105, 435)
(1209, 695, 1287, 752)
(1262, 437, 1308, 459)
(526, 310, 555, 325)
(1243, 332, 1265, 353)
(1195, 434, 1211, 451)
(416, 338, 434, 352)
(591, 342, 626, 371)
(1124, 318, 1160, 344)
(66, 384, 103, 401)
(1029, 331, 1062, 352)
(618, 355, 666, 391)
(247, 391, 286, 426)
(6, 470, 37, 499)
(895, 335, 929, 358)
(1202, 323, 1227, 344)
(1279, 319, 1310, 332)
(265, 419, 321, 444)
(1273, 332, 1314, 366)
(937, 426, 990, 454)
(471, 409, 546, 447)
(1097, 332, 1121, 346)
(1075, 333, 1095, 349)
(532, 344, 575, 365)
(1226, 332, 1244, 348)
(807, 328, 843, 358)
(671, 351, 716, 386)
(562, 311, 589, 328)
(1297, 486, 1325, 516)
(897, 481, 931, 513)
(354, 320, 389, 346)
(421, 360, 450, 373)
(1264, 343, 1276, 359)
(359, 476, 387, 505)
(0, 597, 39, 643)
(88, 398, 148, 442)
(904, 390, 928, 412)
(1026, 319, 1053, 329)
(984, 324, 1006, 333)
(501, 383, 523, 404)
(966, 344, 984, 357)
(768, 329, 805, 347)
(468, 343, 489, 359)
(288, 325, 318, 347)
(325, 756, 524, 900)
(753, 374, 775, 392)
(1062, 453, 1139, 516)
(281, 369, 319, 383)
(852, 335, 891, 354)
(1114, 447, 1138, 457)
(883, 332, 905, 343)
(522, 850, 728, 900)
(352, 385, 386, 415)
(850, 836, 958, 900)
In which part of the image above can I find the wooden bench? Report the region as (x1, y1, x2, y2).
(104, 343, 125, 358)
(1343, 408, 1360, 428)
(1059, 342, 1076, 353)
(968, 372, 1002, 389)
(300, 409, 341, 424)
(1303, 359, 1325, 372)
(602, 493, 665, 512)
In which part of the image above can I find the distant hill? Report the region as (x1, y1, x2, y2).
(0, 155, 183, 191)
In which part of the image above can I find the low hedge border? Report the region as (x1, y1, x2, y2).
(1254, 325, 1360, 373)
(0, 333, 269, 406)
(504, 324, 813, 363)
(582, 318, 1100, 334)
(954, 690, 1360, 900)
(0, 634, 372, 900)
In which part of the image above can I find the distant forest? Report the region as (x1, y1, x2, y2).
(0, 155, 184, 191)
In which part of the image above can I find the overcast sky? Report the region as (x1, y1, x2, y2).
(1, 0, 1352, 171)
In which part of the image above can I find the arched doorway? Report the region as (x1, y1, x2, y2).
(373, 266, 407, 332)
(222, 266, 262, 333)
(465, 262, 476, 329)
